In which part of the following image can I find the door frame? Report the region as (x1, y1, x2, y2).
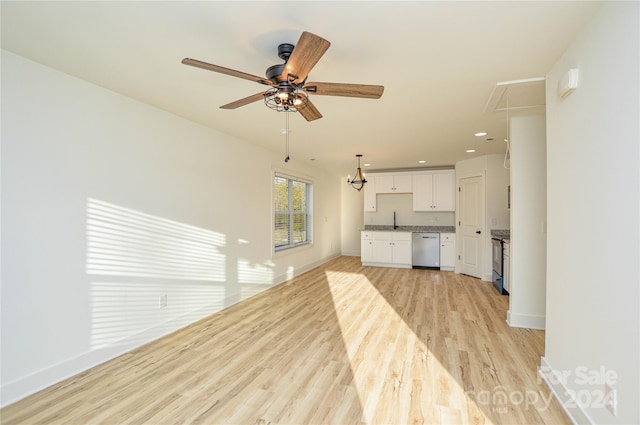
(455, 171, 488, 280)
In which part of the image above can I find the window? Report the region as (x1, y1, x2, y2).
(273, 172, 313, 252)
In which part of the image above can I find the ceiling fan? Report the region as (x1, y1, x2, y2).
(182, 31, 384, 121)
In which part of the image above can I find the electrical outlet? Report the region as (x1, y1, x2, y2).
(491, 217, 497, 225)
(158, 294, 168, 309)
(605, 383, 617, 416)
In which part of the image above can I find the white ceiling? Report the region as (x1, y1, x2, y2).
(1, 1, 601, 175)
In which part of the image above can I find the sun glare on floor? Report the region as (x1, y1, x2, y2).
(323, 268, 491, 424)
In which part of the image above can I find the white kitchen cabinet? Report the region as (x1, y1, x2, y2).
(372, 238, 394, 263)
(363, 177, 377, 212)
(361, 231, 374, 262)
(412, 170, 455, 211)
(440, 232, 456, 271)
(361, 231, 412, 268)
(503, 241, 510, 293)
(375, 174, 412, 194)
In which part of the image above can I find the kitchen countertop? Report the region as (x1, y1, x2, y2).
(364, 225, 455, 233)
(491, 229, 510, 241)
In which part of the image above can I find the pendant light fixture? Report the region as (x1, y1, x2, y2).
(347, 154, 367, 191)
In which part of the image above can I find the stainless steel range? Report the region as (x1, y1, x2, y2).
(491, 237, 508, 295)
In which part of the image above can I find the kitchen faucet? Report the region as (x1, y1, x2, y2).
(393, 211, 399, 229)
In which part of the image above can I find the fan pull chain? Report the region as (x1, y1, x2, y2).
(284, 111, 290, 162)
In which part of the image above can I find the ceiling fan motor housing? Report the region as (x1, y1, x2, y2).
(267, 43, 296, 83)
(266, 63, 287, 83)
(277, 43, 295, 61)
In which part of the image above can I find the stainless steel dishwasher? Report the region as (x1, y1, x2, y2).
(412, 233, 440, 269)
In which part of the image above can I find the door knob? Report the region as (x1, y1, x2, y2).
(476, 230, 481, 234)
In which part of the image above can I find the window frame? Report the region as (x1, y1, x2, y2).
(272, 171, 313, 255)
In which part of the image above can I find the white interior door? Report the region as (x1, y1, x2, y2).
(458, 175, 485, 278)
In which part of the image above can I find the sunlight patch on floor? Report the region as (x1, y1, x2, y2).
(323, 268, 492, 424)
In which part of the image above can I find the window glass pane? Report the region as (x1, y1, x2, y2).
(274, 176, 289, 212)
(274, 213, 289, 247)
(273, 173, 312, 252)
(292, 213, 307, 244)
(291, 181, 306, 212)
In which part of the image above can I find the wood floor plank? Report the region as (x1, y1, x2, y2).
(1, 256, 570, 424)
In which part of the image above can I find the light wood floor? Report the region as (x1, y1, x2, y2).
(1, 256, 570, 424)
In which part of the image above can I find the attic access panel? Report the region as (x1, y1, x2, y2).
(483, 77, 546, 113)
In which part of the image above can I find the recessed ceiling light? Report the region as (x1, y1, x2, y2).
(364, 163, 371, 167)
(466, 149, 476, 153)
(418, 160, 427, 164)
(474, 132, 487, 137)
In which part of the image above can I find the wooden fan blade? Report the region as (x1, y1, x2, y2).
(282, 32, 330, 85)
(298, 98, 323, 121)
(220, 92, 268, 109)
(303, 82, 384, 99)
(182, 58, 274, 86)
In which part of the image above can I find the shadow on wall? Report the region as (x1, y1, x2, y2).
(86, 198, 275, 350)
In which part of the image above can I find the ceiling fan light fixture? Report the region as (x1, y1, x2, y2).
(347, 154, 368, 192)
(265, 88, 308, 112)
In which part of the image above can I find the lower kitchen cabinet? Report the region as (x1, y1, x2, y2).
(361, 232, 374, 262)
(440, 232, 456, 271)
(361, 231, 412, 268)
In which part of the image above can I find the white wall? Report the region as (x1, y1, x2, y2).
(364, 194, 455, 227)
(340, 183, 364, 256)
(0, 50, 342, 405)
(543, 2, 639, 424)
(485, 154, 511, 231)
(455, 154, 510, 281)
(508, 114, 547, 329)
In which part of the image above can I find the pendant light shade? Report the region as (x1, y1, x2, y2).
(347, 154, 367, 191)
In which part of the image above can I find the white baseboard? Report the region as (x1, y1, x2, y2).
(0, 300, 222, 407)
(362, 262, 412, 269)
(271, 253, 340, 285)
(2, 253, 341, 408)
(506, 310, 546, 329)
(341, 250, 361, 257)
(538, 357, 594, 425)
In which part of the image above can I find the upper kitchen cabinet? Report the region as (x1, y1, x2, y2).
(375, 174, 412, 194)
(413, 170, 455, 211)
(363, 176, 377, 211)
